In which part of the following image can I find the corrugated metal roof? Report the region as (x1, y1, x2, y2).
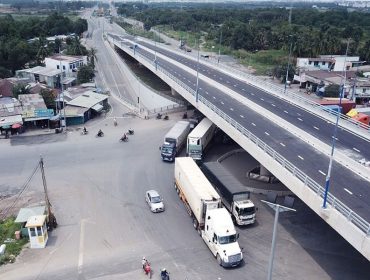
(67, 91, 107, 108)
(15, 206, 46, 223)
(26, 215, 47, 228)
(63, 105, 89, 117)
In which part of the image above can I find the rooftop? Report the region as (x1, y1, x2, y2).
(48, 55, 85, 63)
(67, 91, 108, 109)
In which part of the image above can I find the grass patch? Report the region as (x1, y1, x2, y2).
(0, 217, 28, 265)
(115, 20, 164, 43)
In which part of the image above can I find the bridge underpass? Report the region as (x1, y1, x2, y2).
(107, 33, 370, 260)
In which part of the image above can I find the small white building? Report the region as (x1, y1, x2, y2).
(45, 55, 87, 76)
(296, 55, 362, 72)
(26, 215, 48, 249)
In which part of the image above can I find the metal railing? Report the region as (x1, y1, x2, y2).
(111, 35, 370, 235)
(136, 35, 370, 134)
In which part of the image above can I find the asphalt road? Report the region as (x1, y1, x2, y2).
(1, 99, 369, 279)
(135, 39, 370, 163)
(109, 35, 370, 224)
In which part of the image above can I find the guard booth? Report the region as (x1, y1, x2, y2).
(26, 215, 48, 249)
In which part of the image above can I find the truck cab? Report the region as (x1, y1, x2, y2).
(160, 142, 176, 162)
(232, 199, 256, 226)
(202, 208, 243, 267)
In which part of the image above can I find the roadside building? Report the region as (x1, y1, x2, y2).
(16, 66, 62, 89)
(45, 55, 87, 77)
(296, 55, 363, 72)
(0, 79, 14, 98)
(63, 91, 108, 125)
(18, 93, 54, 129)
(0, 97, 23, 137)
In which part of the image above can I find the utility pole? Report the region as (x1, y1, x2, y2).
(40, 156, 57, 230)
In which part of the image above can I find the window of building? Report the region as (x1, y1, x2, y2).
(322, 62, 326, 65)
(63, 65, 66, 70)
(309, 61, 312, 65)
(70, 64, 72, 69)
(30, 228, 36, 237)
(314, 61, 319, 66)
(37, 226, 42, 236)
(57, 65, 59, 69)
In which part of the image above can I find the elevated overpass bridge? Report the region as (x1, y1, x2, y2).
(107, 33, 370, 260)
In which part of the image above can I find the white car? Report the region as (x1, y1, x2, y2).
(145, 190, 165, 213)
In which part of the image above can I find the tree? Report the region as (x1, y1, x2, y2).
(40, 89, 56, 109)
(324, 84, 341, 98)
(88, 48, 98, 68)
(77, 65, 95, 84)
(12, 84, 30, 99)
(66, 36, 88, 56)
(0, 66, 12, 79)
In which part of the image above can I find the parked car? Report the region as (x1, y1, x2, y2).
(145, 190, 165, 212)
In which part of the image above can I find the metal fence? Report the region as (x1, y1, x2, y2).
(112, 35, 370, 235)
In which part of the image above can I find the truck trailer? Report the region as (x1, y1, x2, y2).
(160, 121, 190, 162)
(186, 118, 215, 161)
(202, 162, 256, 226)
(174, 157, 243, 267)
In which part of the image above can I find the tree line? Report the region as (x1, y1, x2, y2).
(117, 3, 370, 62)
(0, 13, 88, 78)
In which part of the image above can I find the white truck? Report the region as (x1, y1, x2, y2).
(186, 118, 216, 161)
(174, 157, 243, 267)
(160, 121, 190, 162)
(202, 162, 257, 226)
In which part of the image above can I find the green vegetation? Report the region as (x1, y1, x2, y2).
(77, 64, 95, 84)
(0, 217, 28, 265)
(0, 13, 88, 78)
(115, 19, 164, 43)
(116, 3, 370, 77)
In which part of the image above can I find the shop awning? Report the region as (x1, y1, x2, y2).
(91, 103, 103, 112)
(0, 114, 23, 128)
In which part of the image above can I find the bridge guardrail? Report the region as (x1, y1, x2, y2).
(134, 35, 370, 133)
(112, 35, 370, 235)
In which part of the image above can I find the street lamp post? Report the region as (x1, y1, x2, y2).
(261, 200, 296, 280)
(195, 37, 200, 102)
(284, 35, 293, 94)
(218, 27, 223, 64)
(154, 31, 157, 70)
(323, 39, 350, 208)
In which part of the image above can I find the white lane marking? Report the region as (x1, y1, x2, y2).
(199, 87, 202, 90)
(221, 101, 224, 105)
(265, 132, 270, 136)
(78, 219, 87, 274)
(353, 147, 360, 153)
(205, 91, 209, 95)
(297, 113, 301, 116)
(298, 118, 303, 121)
(213, 96, 216, 100)
(226, 81, 230, 84)
(260, 98, 264, 101)
(230, 108, 234, 111)
(234, 84, 238, 87)
(240, 115, 244, 118)
(280, 143, 286, 147)
(271, 104, 276, 107)
(251, 93, 255, 96)
(219, 77, 223, 80)
(298, 155, 304, 160)
(251, 123, 256, 126)
(319, 170, 326, 176)
(314, 126, 320, 130)
(284, 110, 289, 114)
(343, 188, 353, 195)
(242, 88, 246, 91)
(332, 136, 339, 141)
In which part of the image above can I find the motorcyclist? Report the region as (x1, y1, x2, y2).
(113, 118, 117, 126)
(161, 268, 169, 279)
(83, 127, 87, 134)
(97, 129, 103, 137)
(128, 128, 134, 135)
(121, 133, 127, 141)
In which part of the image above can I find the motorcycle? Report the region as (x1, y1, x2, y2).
(128, 129, 134, 135)
(156, 113, 162, 119)
(161, 270, 170, 280)
(119, 135, 128, 142)
(96, 131, 104, 137)
(114, 119, 118, 126)
(81, 130, 88, 135)
(143, 261, 152, 278)
(163, 115, 169, 120)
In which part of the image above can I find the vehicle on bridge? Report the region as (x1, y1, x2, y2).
(174, 157, 243, 267)
(160, 121, 190, 162)
(186, 118, 216, 161)
(201, 162, 257, 226)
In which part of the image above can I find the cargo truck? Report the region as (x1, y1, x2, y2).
(186, 118, 216, 161)
(160, 121, 190, 162)
(202, 162, 256, 226)
(174, 157, 243, 267)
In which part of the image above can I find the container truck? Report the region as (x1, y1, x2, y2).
(160, 121, 190, 162)
(202, 162, 256, 226)
(186, 118, 216, 161)
(174, 157, 243, 267)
